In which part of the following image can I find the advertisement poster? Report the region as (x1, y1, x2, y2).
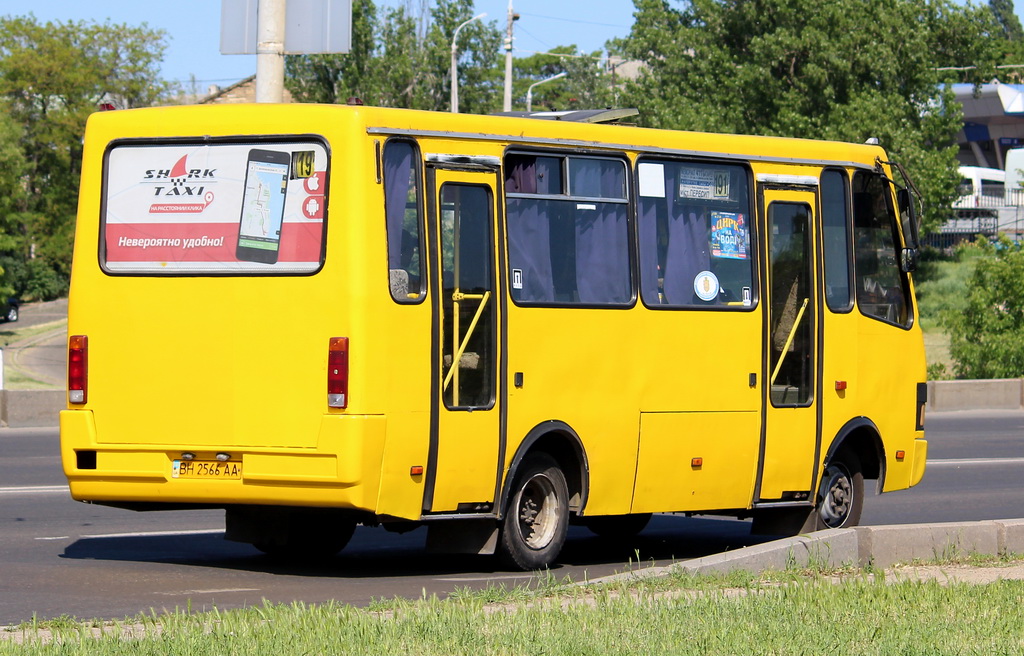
(103, 141, 328, 274)
(710, 211, 748, 260)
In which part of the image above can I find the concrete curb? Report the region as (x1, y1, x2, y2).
(585, 519, 1024, 585)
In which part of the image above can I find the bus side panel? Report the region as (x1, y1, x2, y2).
(505, 308, 639, 517)
(856, 320, 927, 492)
(631, 309, 762, 512)
(631, 410, 759, 513)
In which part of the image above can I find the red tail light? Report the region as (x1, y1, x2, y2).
(68, 335, 88, 404)
(328, 337, 348, 408)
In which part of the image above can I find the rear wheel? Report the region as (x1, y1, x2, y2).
(815, 448, 864, 529)
(233, 508, 356, 561)
(498, 453, 569, 570)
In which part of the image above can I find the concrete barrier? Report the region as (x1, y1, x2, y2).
(0, 390, 64, 428)
(928, 379, 1024, 411)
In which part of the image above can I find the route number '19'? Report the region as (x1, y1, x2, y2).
(291, 150, 315, 179)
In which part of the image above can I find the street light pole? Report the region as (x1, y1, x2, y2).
(255, 0, 286, 103)
(526, 71, 567, 111)
(450, 13, 487, 113)
(502, 1, 518, 112)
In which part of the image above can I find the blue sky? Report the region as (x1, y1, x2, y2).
(3, 1, 1023, 90)
(0, 1, 636, 89)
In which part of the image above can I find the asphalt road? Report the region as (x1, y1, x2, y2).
(1, 409, 1022, 625)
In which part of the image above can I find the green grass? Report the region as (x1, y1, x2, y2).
(914, 249, 981, 378)
(5, 563, 1024, 654)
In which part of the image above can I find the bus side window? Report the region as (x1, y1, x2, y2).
(821, 169, 852, 312)
(852, 171, 910, 326)
(638, 159, 754, 309)
(383, 140, 425, 303)
(505, 153, 631, 306)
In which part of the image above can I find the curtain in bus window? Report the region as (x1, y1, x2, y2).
(506, 158, 555, 302)
(384, 143, 413, 270)
(638, 161, 712, 306)
(663, 204, 710, 305)
(572, 160, 630, 304)
(638, 193, 664, 304)
(384, 142, 422, 301)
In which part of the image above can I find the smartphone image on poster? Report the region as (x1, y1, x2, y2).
(236, 149, 291, 264)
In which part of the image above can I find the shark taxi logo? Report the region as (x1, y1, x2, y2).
(143, 154, 217, 214)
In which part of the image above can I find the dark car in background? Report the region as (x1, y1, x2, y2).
(1, 297, 19, 322)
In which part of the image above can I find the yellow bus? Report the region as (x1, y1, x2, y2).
(61, 103, 927, 570)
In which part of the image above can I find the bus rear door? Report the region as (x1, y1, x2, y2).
(423, 163, 504, 514)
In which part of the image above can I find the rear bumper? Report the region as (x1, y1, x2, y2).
(59, 409, 386, 511)
(910, 437, 928, 487)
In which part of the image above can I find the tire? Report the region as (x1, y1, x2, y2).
(815, 447, 864, 530)
(498, 453, 569, 570)
(582, 513, 652, 539)
(254, 513, 356, 561)
(4, 305, 16, 322)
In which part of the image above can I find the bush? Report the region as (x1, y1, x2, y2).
(942, 235, 1024, 378)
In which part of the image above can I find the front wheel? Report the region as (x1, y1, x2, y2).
(815, 448, 864, 530)
(498, 453, 569, 570)
(4, 305, 16, 322)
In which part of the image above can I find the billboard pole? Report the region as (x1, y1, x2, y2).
(256, 0, 286, 103)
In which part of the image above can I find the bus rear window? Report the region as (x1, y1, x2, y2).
(101, 139, 328, 275)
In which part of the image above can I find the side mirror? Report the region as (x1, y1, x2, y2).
(900, 247, 918, 273)
(896, 188, 920, 250)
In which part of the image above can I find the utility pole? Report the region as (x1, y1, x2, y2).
(502, 0, 518, 112)
(255, 0, 286, 103)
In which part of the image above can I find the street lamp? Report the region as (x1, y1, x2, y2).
(450, 13, 487, 113)
(526, 71, 567, 111)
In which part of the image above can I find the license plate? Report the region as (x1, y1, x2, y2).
(172, 460, 242, 480)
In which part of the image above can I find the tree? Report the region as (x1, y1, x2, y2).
(616, 0, 1004, 234)
(285, 0, 502, 113)
(0, 15, 169, 296)
(943, 236, 1024, 378)
(991, 0, 1024, 41)
(511, 47, 616, 112)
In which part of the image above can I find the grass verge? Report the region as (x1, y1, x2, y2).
(4, 561, 1024, 654)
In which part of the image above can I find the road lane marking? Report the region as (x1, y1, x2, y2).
(81, 529, 224, 539)
(928, 458, 1024, 466)
(0, 485, 68, 496)
(155, 588, 259, 596)
(34, 536, 70, 541)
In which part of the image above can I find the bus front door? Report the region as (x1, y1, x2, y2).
(423, 167, 503, 514)
(756, 187, 821, 504)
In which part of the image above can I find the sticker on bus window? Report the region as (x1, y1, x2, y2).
(679, 167, 731, 201)
(710, 211, 748, 260)
(102, 141, 327, 274)
(693, 271, 720, 301)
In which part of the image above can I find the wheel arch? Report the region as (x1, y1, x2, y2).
(499, 420, 589, 519)
(825, 417, 885, 491)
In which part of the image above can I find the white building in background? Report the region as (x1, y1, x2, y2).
(936, 82, 1024, 245)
